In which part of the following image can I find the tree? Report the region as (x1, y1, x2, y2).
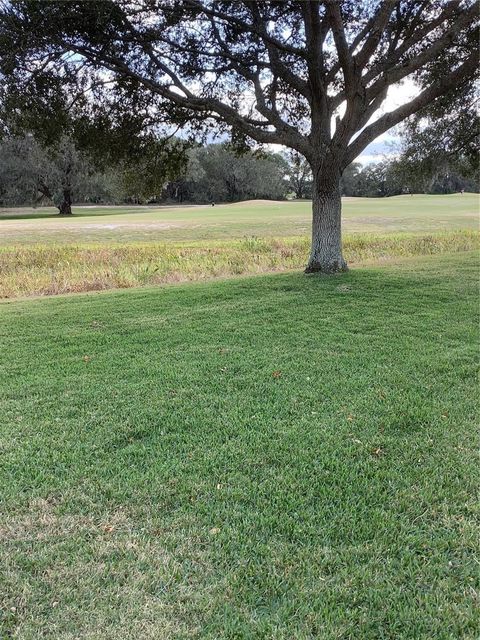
(0, 135, 48, 205)
(164, 147, 206, 203)
(165, 144, 288, 203)
(0, 47, 189, 212)
(51, 136, 88, 214)
(1, 1, 478, 270)
(340, 162, 362, 197)
(118, 137, 189, 203)
(0, 132, 192, 207)
(0, 134, 94, 211)
(352, 161, 399, 197)
(380, 81, 480, 196)
(394, 97, 480, 194)
(196, 145, 287, 202)
(285, 150, 313, 199)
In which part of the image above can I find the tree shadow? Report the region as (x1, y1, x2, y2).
(0, 207, 148, 221)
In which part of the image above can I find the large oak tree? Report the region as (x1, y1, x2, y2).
(1, 0, 478, 271)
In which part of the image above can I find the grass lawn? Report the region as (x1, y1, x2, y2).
(1, 251, 478, 639)
(0, 193, 478, 246)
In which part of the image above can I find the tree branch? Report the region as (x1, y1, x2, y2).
(345, 50, 478, 165)
(354, 0, 398, 70)
(364, 5, 479, 102)
(61, 41, 311, 154)
(327, 2, 355, 92)
(184, 0, 305, 57)
(329, 1, 477, 113)
(243, 1, 311, 100)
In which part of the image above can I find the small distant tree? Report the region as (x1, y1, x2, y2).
(198, 146, 287, 202)
(119, 137, 189, 203)
(353, 161, 403, 197)
(51, 136, 89, 214)
(1, 1, 478, 269)
(0, 135, 51, 205)
(285, 150, 313, 199)
(339, 162, 362, 197)
(165, 148, 206, 203)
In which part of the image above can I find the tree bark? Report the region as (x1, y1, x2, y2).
(58, 188, 73, 215)
(305, 167, 347, 273)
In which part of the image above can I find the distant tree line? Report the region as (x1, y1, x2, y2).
(0, 133, 477, 210)
(340, 156, 478, 198)
(0, 136, 290, 207)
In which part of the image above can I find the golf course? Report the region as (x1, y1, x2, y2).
(2, 0, 479, 636)
(1, 193, 478, 245)
(0, 194, 479, 638)
(0, 193, 478, 299)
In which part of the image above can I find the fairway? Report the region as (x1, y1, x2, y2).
(1, 193, 479, 299)
(0, 193, 478, 246)
(1, 251, 478, 639)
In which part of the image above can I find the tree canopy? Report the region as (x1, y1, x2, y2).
(0, 0, 478, 269)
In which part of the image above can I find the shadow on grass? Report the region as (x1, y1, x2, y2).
(0, 211, 60, 221)
(0, 207, 158, 221)
(0, 200, 223, 221)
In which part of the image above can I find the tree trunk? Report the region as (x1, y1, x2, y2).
(305, 167, 347, 273)
(58, 189, 73, 215)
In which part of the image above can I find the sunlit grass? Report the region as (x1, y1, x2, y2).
(0, 193, 478, 246)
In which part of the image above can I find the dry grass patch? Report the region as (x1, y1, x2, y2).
(1, 230, 478, 299)
(1, 497, 216, 639)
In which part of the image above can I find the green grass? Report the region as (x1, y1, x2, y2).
(1, 251, 478, 639)
(1, 193, 478, 246)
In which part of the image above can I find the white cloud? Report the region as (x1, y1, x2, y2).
(356, 78, 419, 163)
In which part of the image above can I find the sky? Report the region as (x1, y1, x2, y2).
(265, 78, 419, 165)
(350, 79, 419, 164)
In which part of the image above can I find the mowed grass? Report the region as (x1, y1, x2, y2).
(1, 251, 479, 639)
(1, 230, 478, 298)
(0, 193, 478, 245)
